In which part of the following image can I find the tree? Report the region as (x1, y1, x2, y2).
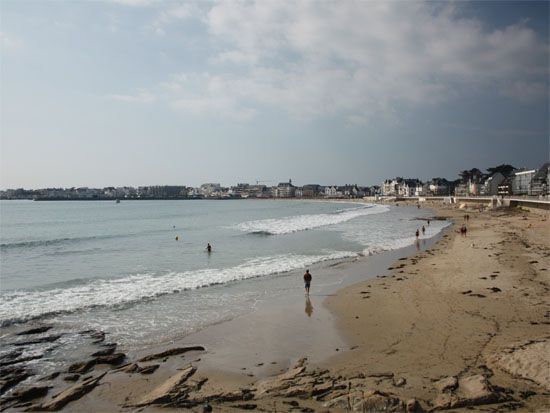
(459, 168, 483, 183)
(486, 164, 515, 177)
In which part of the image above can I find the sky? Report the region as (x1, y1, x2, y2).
(0, 0, 548, 189)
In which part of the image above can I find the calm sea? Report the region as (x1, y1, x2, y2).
(0, 199, 447, 350)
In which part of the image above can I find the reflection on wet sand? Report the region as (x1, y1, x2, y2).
(305, 296, 313, 317)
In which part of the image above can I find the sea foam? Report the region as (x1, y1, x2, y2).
(237, 204, 389, 235)
(0, 250, 357, 326)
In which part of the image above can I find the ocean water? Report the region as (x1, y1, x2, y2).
(0, 199, 448, 351)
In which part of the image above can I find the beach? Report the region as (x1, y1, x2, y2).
(1, 201, 549, 412)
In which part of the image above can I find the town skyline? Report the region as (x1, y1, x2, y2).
(1, 1, 548, 189)
(2, 161, 547, 200)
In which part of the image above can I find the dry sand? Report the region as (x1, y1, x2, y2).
(324, 203, 550, 411)
(5, 202, 549, 412)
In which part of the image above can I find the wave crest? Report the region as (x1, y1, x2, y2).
(0, 250, 357, 326)
(237, 204, 389, 235)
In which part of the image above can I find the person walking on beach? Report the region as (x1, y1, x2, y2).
(422, 225, 426, 236)
(415, 229, 419, 239)
(304, 269, 312, 295)
(427, 219, 430, 226)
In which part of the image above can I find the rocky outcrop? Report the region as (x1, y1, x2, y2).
(431, 374, 509, 410)
(135, 365, 197, 406)
(16, 327, 53, 336)
(137, 346, 205, 362)
(0, 385, 49, 410)
(14, 335, 62, 347)
(36, 373, 106, 411)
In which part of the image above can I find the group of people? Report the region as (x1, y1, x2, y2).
(415, 224, 426, 239)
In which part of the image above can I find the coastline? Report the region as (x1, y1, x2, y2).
(2, 202, 549, 412)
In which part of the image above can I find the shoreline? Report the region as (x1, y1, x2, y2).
(2, 202, 548, 412)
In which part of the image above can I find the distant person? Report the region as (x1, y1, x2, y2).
(175, 235, 179, 241)
(427, 219, 430, 226)
(415, 229, 419, 239)
(422, 225, 425, 235)
(304, 269, 312, 295)
(206, 243, 212, 253)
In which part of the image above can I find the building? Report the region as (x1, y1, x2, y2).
(302, 184, 322, 198)
(274, 180, 295, 198)
(512, 169, 536, 195)
(382, 178, 400, 196)
(426, 178, 451, 196)
(529, 163, 549, 196)
(481, 173, 505, 196)
(200, 183, 222, 197)
(324, 186, 338, 197)
(497, 178, 513, 196)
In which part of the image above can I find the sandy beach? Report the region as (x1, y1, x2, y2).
(2, 201, 549, 412)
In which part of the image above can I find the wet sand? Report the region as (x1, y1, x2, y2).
(2, 201, 549, 412)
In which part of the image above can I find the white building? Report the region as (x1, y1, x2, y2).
(512, 170, 536, 195)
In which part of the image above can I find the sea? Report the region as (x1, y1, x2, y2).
(0, 199, 449, 376)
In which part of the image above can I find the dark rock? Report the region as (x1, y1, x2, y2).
(0, 366, 32, 394)
(488, 287, 502, 293)
(461, 290, 472, 295)
(3, 385, 49, 403)
(230, 403, 257, 410)
(138, 346, 205, 362)
(116, 363, 139, 373)
(91, 345, 116, 357)
(138, 364, 159, 375)
(16, 326, 53, 336)
(38, 373, 106, 411)
(95, 353, 125, 365)
(0, 350, 23, 362)
(14, 335, 62, 346)
(63, 374, 80, 382)
(39, 372, 61, 381)
(67, 360, 96, 374)
(519, 390, 536, 399)
(0, 354, 43, 367)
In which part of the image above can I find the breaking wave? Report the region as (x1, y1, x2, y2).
(0, 250, 357, 326)
(237, 204, 389, 235)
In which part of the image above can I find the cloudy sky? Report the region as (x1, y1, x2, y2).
(1, 0, 548, 188)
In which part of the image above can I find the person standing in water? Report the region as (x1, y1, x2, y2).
(303, 269, 312, 295)
(422, 225, 426, 235)
(206, 243, 212, 253)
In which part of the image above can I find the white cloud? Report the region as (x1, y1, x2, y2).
(149, 3, 196, 36)
(106, 89, 156, 103)
(156, 1, 549, 121)
(0, 32, 22, 51)
(111, 0, 159, 6)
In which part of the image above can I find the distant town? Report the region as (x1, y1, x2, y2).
(1, 163, 548, 201)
